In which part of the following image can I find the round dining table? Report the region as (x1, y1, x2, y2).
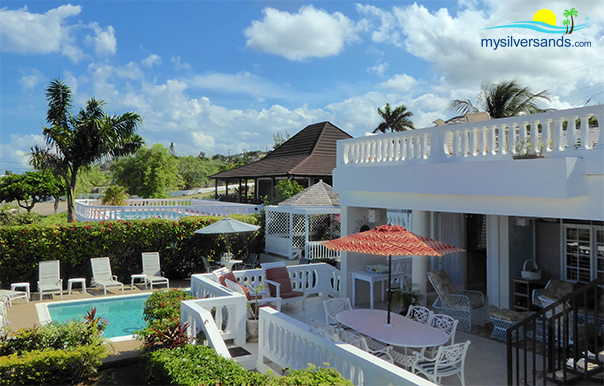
(336, 309, 449, 348)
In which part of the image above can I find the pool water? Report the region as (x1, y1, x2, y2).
(48, 293, 151, 339)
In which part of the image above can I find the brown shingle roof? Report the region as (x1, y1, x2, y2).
(279, 181, 339, 206)
(211, 122, 352, 179)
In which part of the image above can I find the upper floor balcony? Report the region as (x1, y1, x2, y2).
(333, 106, 604, 221)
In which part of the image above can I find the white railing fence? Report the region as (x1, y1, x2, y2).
(339, 105, 603, 167)
(75, 198, 260, 222)
(257, 308, 433, 386)
(387, 212, 412, 228)
(306, 241, 341, 260)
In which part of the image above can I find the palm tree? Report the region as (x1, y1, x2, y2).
(564, 8, 578, 34)
(563, 19, 570, 34)
(30, 78, 143, 222)
(449, 80, 551, 119)
(373, 103, 415, 133)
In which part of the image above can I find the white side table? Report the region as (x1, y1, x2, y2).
(131, 274, 147, 290)
(67, 278, 87, 295)
(10, 282, 30, 302)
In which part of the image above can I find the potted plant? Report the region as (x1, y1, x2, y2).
(245, 283, 263, 342)
(513, 138, 548, 159)
(391, 284, 423, 315)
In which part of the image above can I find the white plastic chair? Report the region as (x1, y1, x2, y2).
(405, 305, 434, 325)
(412, 340, 471, 386)
(323, 297, 352, 326)
(91, 257, 124, 295)
(38, 260, 63, 301)
(142, 252, 169, 289)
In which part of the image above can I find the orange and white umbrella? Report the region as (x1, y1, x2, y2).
(323, 224, 464, 324)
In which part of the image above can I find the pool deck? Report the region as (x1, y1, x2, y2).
(5, 278, 192, 364)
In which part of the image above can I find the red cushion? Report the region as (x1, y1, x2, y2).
(218, 271, 237, 287)
(266, 276, 293, 297)
(280, 290, 304, 299)
(239, 284, 252, 300)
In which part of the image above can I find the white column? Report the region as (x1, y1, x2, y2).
(412, 210, 431, 306)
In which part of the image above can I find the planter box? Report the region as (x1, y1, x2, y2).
(512, 155, 545, 160)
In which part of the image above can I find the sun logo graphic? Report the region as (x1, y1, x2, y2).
(483, 8, 587, 34)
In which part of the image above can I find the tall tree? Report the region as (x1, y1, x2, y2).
(30, 78, 143, 222)
(112, 143, 182, 198)
(373, 103, 415, 133)
(449, 79, 551, 119)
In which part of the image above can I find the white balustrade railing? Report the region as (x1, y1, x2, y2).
(75, 198, 261, 222)
(257, 308, 432, 386)
(306, 241, 341, 260)
(387, 212, 412, 228)
(339, 106, 603, 167)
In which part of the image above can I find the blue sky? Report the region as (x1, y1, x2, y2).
(1, 0, 603, 173)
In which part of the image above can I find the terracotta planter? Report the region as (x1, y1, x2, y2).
(246, 319, 259, 343)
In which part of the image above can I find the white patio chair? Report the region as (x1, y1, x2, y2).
(424, 313, 459, 358)
(260, 262, 308, 309)
(323, 297, 352, 326)
(0, 289, 29, 306)
(38, 260, 63, 301)
(412, 340, 471, 386)
(405, 305, 434, 325)
(310, 318, 340, 338)
(428, 269, 486, 332)
(339, 329, 394, 364)
(91, 257, 124, 295)
(141, 252, 170, 289)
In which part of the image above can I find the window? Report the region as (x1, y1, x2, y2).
(563, 224, 604, 283)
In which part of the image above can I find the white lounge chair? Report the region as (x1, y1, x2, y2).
(38, 260, 63, 301)
(91, 257, 124, 295)
(142, 252, 169, 289)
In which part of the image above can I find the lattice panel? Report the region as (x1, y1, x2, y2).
(266, 211, 290, 236)
(292, 214, 306, 248)
(308, 214, 340, 242)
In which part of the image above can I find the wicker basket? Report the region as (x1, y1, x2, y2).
(521, 260, 541, 280)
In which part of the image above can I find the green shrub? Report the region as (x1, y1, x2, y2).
(145, 345, 267, 385)
(0, 214, 261, 286)
(145, 345, 352, 386)
(137, 289, 195, 350)
(0, 345, 106, 385)
(0, 309, 107, 385)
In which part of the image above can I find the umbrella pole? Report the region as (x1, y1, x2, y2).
(387, 255, 392, 325)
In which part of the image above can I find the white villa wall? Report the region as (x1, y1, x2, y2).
(332, 106, 604, 309)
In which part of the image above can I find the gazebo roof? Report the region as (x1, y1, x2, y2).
(280, 181, 339, 206)
(211, 121, 352, 179)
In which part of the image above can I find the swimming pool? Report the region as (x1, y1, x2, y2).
(36, 293, 152, 342)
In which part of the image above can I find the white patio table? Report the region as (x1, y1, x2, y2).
(336, 309, 449, 348)
(218, 259, 243, 271)
(350, 270, 404, 309)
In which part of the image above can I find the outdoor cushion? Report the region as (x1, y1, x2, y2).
(429, 270, 460, 296)
(489, 309, 526, 322)
(216, 270, 252, 300)
(265, 267, 295, 296)
(543, 280, 574, 300)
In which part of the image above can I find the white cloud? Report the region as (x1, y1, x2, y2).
(189, 71, 289, 100)
(356, 4, 402, 46)
(379, 74, 418, 92)
(18, 69, 45, 90)
(0, 4, 85, 62)
(142, 54, 161, 67)
(367, 62, 389, 76)
(85, 23, 116, 56)
(244, 5, 362, 61)
(172, 56, 192, 71)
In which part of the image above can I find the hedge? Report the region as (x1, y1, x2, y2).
(0, 214, 261, 288)
(145, 345, 352, 386)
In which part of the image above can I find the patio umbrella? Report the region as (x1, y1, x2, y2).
(194, 217, 260, 256)
(322, 224, 464, 324)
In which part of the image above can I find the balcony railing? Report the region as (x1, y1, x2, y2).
(507, 276, 604, 385)
(338, 106, 603, 167)
(75, 198, 261, 222)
